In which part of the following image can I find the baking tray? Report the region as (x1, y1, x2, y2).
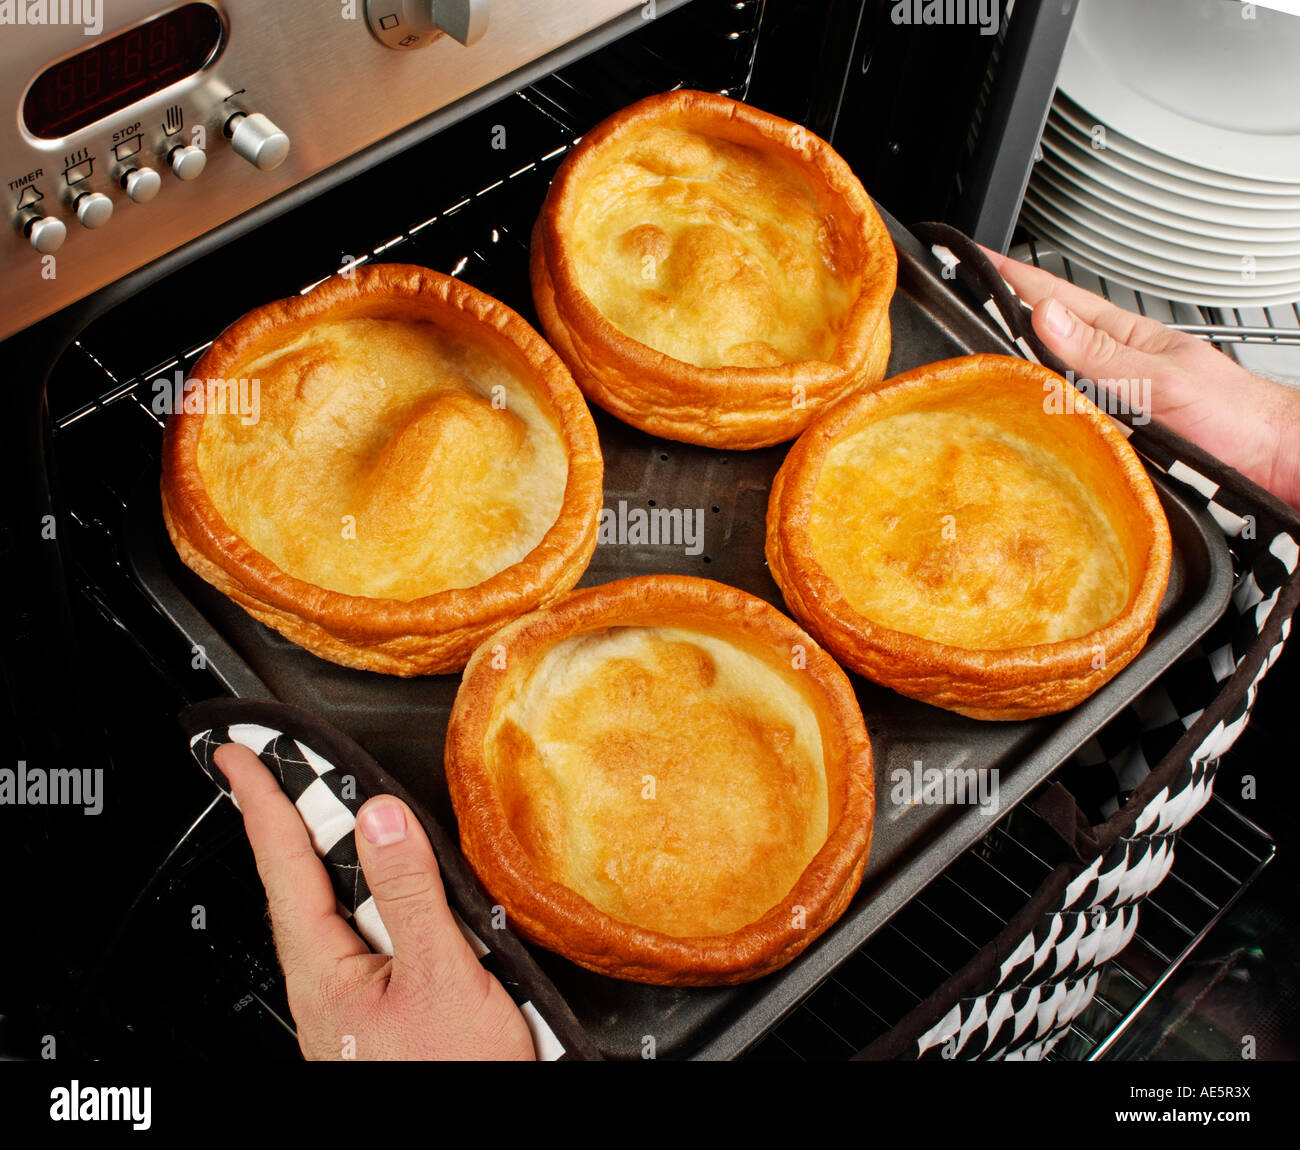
(126, 210, 1234, 1059)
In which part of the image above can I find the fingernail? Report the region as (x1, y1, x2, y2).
(212, 743, 237, 779)
(1043, 299, 1074, 339)
(359, 800, 407, 846)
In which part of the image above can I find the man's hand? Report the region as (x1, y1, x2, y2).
(984, 246, 1300, 512)
(214, 741, 536, 1061)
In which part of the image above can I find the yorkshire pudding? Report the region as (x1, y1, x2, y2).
(444, 575, 875, 985)
(766, 354, 1172, 720)
(161, 264, 603, 675)
(531, 89, 897, 449)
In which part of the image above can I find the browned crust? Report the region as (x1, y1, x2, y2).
(531, 89, 897, 450)
(765, 354, 1173, 720)
(444, 575, 875, 985)
(160, 264, 604, 676)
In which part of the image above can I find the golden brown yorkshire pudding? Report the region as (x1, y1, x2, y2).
(531, 89, 897, 450)
(444, 575, 875, 985)
(766, 354, 1172, 720)
(161, 264, 603, 676)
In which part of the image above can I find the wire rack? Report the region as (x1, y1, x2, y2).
(1011, 238, 1300, 386)
(744, 789, 1273, 1061)
(40, 1, 1277, 1060)
(1055, 797, 1275, 1060)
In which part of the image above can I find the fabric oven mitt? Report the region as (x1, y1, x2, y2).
(179, 697, 599, 1061)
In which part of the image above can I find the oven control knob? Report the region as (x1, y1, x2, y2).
(225, 112, 291, 171)
(24, 213, 66, 254)
(366, 0, 490, 48)
(121, 166, 162, 204)
(74, 191, 114, 229)
(168, 144, 207, 181)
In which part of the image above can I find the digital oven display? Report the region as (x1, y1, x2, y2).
(22, 3, 223, 139)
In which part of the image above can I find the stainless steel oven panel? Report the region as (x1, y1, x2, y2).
(0, 0, 663, 341)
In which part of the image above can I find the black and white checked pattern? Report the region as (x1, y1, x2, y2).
(900, 223, 1300, 1061)
(189, 721, 568, 1061)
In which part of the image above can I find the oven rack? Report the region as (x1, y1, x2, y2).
(42, 4, 1273, 1059)
(55, 327, 1273, 1062)
(744, 790, 1273, 1061)
(54, 327, 1275, 1061)
(1011, 239, 1300, 385)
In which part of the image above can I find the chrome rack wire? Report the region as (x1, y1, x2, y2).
(1059, 797, 1274, 1061)
(1012, 239, 1300, 383)
(745, 791, 1273, 1061)
(1165, 321, 1300, 344)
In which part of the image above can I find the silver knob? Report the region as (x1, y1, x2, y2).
(25, 214, 66, 254)
(366, 0, 490, 49)
(75, 191, 114, 229)
(168, 144, 207, 181)
(225, 112, 291, 171)
(121, 166, 162, 203)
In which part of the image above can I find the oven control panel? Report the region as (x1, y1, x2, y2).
(0, 0, 662, 342)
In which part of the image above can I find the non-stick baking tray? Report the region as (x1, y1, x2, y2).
(127, 210, 1233, 1059)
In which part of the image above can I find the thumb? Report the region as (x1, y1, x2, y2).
(354, 796, 480, 982)
(1032, 297, 1157, 385)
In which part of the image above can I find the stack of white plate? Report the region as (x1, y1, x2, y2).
(1025, 0, 1300, 308)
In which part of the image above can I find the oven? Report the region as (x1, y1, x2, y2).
(2, 0, 1297, 1075)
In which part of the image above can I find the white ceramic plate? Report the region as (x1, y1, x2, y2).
(1022, 207, 1300, 306)
(1034, 163, 1300, 246)
(1030, 177, 1300, 259)
(1053, 94, 1300, 198)
(1025, 187, 1300, 274)
(1041, 136, 1300, 229)
(1023, 190, 1300, 279)
(1047, 113, 1300, 210)
(1058, 0, 1300, 183)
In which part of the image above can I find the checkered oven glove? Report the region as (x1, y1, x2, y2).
(186, 715, 571, 1061)
(915, 219, 1298, 797)
(876, 222, 1300, 1061)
